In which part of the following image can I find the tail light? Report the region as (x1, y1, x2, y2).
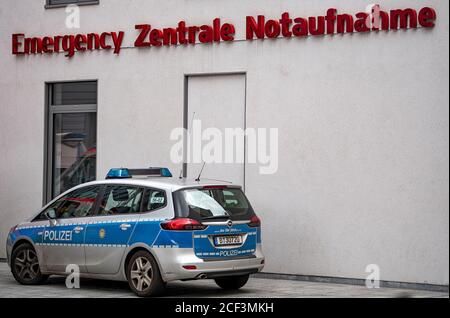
(161, 218, 207, 231)
(9, 225, 18, 233)
(248, 215, 261, 227)
(182, 265, 197, 270)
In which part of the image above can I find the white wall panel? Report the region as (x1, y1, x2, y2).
(186, 74, 246, 186)
(0, 0, 448, 285)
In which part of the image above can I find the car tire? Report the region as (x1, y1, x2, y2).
(126, 250, 166, 297)
(11, 243, 48, 285)
(214, 274, 250, 290)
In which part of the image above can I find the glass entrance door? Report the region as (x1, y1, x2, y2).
(52, 112, 97, 197)
(46, 81, 98, 201)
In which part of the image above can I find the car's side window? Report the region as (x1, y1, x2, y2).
(34, 197, 66, 221)
(55, 185, 100, 219)
(142, 188, 167, 212)
(98, 185, 143, 216)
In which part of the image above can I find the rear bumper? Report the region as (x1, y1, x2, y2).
(153, 244, 265, 282)
(192, 268, 260, 280)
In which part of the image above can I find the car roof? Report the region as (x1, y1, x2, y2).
(29, 178, 241, 222)
(78, 177, 240, 192)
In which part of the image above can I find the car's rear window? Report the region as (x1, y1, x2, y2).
(173, 187, 255, 221)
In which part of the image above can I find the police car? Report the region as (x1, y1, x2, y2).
(6, 167, 264, 297)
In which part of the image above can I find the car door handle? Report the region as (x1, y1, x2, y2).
(120, 223, 132, 231)
(73, 226, 84, 233)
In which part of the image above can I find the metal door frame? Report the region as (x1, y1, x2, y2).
(43, 80, 98, 204)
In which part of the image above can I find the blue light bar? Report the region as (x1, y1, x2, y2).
(160, 168, 173, 177)
(106, 168, 131, 179)
(106, 167, 173, 179)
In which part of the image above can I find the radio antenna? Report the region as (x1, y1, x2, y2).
(195, 162, 206, 182)
(180, 111, 197, 180)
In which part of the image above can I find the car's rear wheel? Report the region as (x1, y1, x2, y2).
(214, 274, 250, 290)
(11, 243, 48, 285)
(126, 250, 166, 297)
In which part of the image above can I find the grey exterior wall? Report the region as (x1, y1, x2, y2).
(0, 0, 448, 285)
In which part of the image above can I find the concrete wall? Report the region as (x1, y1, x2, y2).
(0, 0, 448, 285)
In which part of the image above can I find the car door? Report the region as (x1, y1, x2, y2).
(84, 185, 143, 274)
(41, 185, 101, 273)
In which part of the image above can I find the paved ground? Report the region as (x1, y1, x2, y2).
(0, 263, 447, 298)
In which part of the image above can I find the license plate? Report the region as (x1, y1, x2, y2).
(214, 235, 243, 246)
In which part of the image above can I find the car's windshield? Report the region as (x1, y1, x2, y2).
(173, 187, 255, 221)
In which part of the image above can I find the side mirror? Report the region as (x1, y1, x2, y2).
(45, 209, 58, 226)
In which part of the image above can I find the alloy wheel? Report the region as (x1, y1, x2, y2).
(130, 256, 153, 292)
(14, 248, 40, 282)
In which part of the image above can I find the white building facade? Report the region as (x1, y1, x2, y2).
(0, 0, 448, 287)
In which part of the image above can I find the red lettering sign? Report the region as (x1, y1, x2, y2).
(12, 6, 436, 58)
(246, 7, 436, 40)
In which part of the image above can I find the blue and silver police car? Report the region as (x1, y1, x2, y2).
(6, 167, 264, 297)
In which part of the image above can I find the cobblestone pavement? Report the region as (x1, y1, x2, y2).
(0, 263, 447, 298)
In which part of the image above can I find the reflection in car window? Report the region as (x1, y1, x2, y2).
(56, 186, 100, 219)
(35, 197, 66, 221)
(183, 190, 228, 217)
(98, 186, 143, 215)
(173, 188, 254, 221)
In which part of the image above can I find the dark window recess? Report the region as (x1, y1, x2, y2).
(37, 185, 100, 220)
(52, 81, 97, 105)
(142, 189, 167, 212)
(98, 186, 143, 216)
(35, 197, 67, 221)
(47, 0, 99, 7)
(56, 185, 100, 219)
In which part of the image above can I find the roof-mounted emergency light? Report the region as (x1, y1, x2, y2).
(106, 167, 173, 179)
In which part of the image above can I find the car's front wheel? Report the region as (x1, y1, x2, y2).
(126, 250, 166, 297)
(11, 243, 48, 285)
(215, 274, 250, 290)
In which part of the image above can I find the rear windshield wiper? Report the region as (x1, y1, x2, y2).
(202, 214, 230, 220)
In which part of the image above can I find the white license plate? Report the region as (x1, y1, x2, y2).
(214, 235, 243, 246)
